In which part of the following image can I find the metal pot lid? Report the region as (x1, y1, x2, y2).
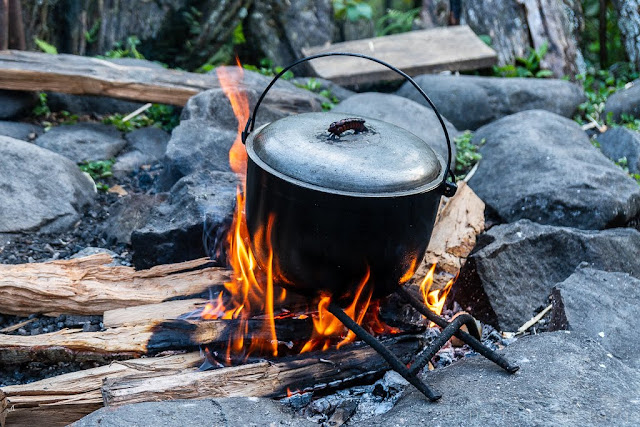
(246, 112, 444, 195)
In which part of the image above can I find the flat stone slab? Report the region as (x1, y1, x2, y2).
(302, 26, 497, 85)
(395, 75, 584, 130)
(450, 220, 640, 331)
(468, 110, 640, 229)
(73, 397, 315, 427)
(363, 332, 640, 426)
(550, 267, 640, 370)
(0, 120, 43, 141)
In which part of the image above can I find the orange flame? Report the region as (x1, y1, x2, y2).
(205, 58, 436, 361)
(419, 264, 455, 323)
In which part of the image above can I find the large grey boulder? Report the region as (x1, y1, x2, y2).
(35, 123, 126, 163)
(550, 267, 640, 370)
(395, 74, 585, 130)
(0, 121, 43, 141)
(161, 69, 323, 189)
(363, 332, 640, 426)
(0, 136, 95, 233)
(101, 193, 162, 245)
(450, 220, 640, 331)
(468, 110, 640, 230)
(604, 81, 640, 121)
(113, 127, 170, 174)
(596, 127, 640, 175)
(333, 92, 458, 168)
(131, 171, 238, 269)
(73, 397, 314, 426)
(245, 0, 335, 69)
(0, 90, 38, 120)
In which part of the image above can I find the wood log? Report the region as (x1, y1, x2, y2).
(0, 352, 202, 427)
(0, 254, 228, 316)
(102, 299, 209, 328)
(0, 50, 322, 108)
(101, 336, 421, 407)
(0, 317, 312, 365)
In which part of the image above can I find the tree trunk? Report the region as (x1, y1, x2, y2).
(0, 0, 8, 50)
(421, 0, 583, 77)
(7, 0, 25, 49)
(612, 0, 640, 68)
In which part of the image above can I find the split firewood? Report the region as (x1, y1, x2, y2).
(415, 181, 485, 290)
(0, 352, 202, 427)
(102, 299, 209, 328)
(101, 336, 421, 407)
(0, 317, 312, 366)
(0, 254, 229, 316)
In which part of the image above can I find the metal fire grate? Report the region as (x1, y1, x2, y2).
(328, 287, 519, 401)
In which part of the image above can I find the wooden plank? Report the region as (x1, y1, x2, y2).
(103, 299, 209, 328)
(302, 26, 497, 85)
(0, 50, 322, 107)
(0, 254, 228, 316)
(101, 336, 421, 406)
(0, 353, 202, 427)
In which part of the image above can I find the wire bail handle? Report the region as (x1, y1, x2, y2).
(241, 52, 457, 197)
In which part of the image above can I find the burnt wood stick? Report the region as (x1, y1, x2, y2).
(0, 318, 312, 365)
(0, 254, 229, 316)
(101, 336, 422, 407)
(0, 353, 202, 427)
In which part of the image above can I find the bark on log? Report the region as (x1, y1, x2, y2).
(0, 318, 312, 365)
(0, 254, 228, 316)
(612, 0, 640, 69)
(421, 0, 583, 77)
(101, 336, 421, 407)
(0, 50, 323, 108)
(0, 352, 202, 427)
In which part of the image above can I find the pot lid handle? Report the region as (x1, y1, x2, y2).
(241, 53, 457, 197)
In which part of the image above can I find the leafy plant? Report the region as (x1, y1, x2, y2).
(333, 0, 373, 22)
(103, 36, 144, 60)
(33, 93, 51, 117)
(35, 38, 58, 55)
(615, 157, 640, 184)
(59, 110, 79, 125)
(295, 78, 339, 111)
(493, 42, 553, 78)
(79, 159, 115, 191)
(375, 7, 420, 36)
(102, 104, 179, 132)
(243, 58, 294, 80)
(84, 20, 101, 44)
(574, 63, 639, 124)
(454, 131, 483, 180)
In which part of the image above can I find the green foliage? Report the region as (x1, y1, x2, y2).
(333, 0, 373, 21)
(454, 131, 483, 180)
(615, 157, 640, 184)
(581, 0, 626, 69)
(35, 38, 58, 55)
(243, 58, 294, 80)
(103, 36, 144, 60)
(59, 110, 79, 125)
(85, 20, 101, 44)
(574, 63, 639, 124)
(33, 93, 51, 117)
(102, 104, 178, 132)
(295, 78, 339, 110)
(493, 42, 553, 78)
(478, 34, 492, 47)
(79, 159, 114, 191)
(375, 7, 419, 36)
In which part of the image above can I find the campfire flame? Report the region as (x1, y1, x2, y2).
(204, 60, 453, 362)
(419, 264, 455, 322)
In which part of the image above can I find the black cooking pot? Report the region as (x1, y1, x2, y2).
(241, 53, 456, 300)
